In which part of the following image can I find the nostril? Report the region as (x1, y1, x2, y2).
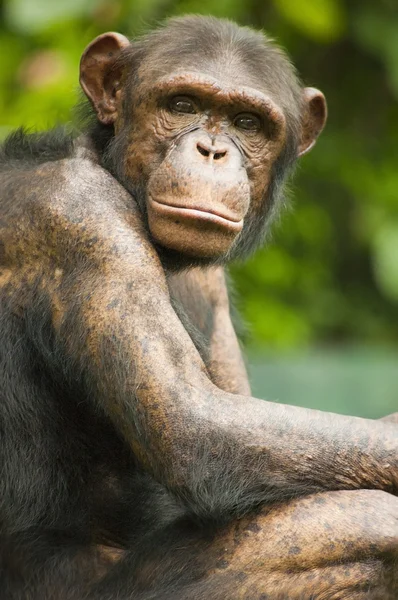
(196, 143, 210, 158)
(196, 143, 227, 160)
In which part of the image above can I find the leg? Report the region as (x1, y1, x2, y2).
(204, 489, 398, 600)
(2, 490, 396, 599)
(94, 489, 398, 600)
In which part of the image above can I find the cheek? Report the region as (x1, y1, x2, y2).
(123, 103, 167, 182)
(123, 129, 160, 182)
(246, 166, 271, 217)
(247, 142, 282, 211)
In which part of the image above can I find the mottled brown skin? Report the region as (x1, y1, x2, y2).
(0, 16, 397, 600)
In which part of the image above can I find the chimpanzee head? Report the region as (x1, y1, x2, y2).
(80, 16, 326, 264)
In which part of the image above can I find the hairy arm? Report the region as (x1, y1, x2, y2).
(6, 159, 397, 519)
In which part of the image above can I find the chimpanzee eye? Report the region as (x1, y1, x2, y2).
(169, 96, 197, 114)
(234, 113, 261, 132)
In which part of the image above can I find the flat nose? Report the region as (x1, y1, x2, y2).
(196, 141, 228, 161)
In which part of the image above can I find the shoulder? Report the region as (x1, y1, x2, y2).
(0, 136, 133, 218)
(0, 128, 127, 195)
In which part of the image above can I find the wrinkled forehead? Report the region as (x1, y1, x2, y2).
(137, 39, 275, 91)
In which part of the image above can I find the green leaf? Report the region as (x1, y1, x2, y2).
(273, 0, 346, 42)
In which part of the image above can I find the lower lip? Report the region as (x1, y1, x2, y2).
(148, 198, 244, 232)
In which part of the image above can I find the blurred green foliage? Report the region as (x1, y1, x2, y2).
(1, 0, 398, 351)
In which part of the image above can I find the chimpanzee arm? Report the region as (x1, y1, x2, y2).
(7, 159, 397, 519)
(168, 267, 251, 395)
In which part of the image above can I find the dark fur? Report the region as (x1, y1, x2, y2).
(0, 126, 74, 170)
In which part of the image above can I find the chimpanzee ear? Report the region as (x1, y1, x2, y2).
(80, 32, 131, 126)
(298, 88, 327, 157)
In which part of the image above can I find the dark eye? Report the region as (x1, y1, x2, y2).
(169, 96, 196, 114)
(234, 113, 261, 132)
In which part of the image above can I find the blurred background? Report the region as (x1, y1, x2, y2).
(0, 0, 397, 417)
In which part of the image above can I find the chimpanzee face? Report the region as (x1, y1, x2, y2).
(80, 18, 326, 261)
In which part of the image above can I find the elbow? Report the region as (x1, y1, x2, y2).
(157, 436, 274, 523)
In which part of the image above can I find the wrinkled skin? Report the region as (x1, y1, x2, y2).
(0, 15, 397, 600)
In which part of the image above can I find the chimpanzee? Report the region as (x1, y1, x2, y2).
(0, 15, 397, 600)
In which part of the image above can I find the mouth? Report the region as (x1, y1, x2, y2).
(148, 198, 244, 233)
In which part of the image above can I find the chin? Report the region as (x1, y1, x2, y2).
(152, 238, 230, 271)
